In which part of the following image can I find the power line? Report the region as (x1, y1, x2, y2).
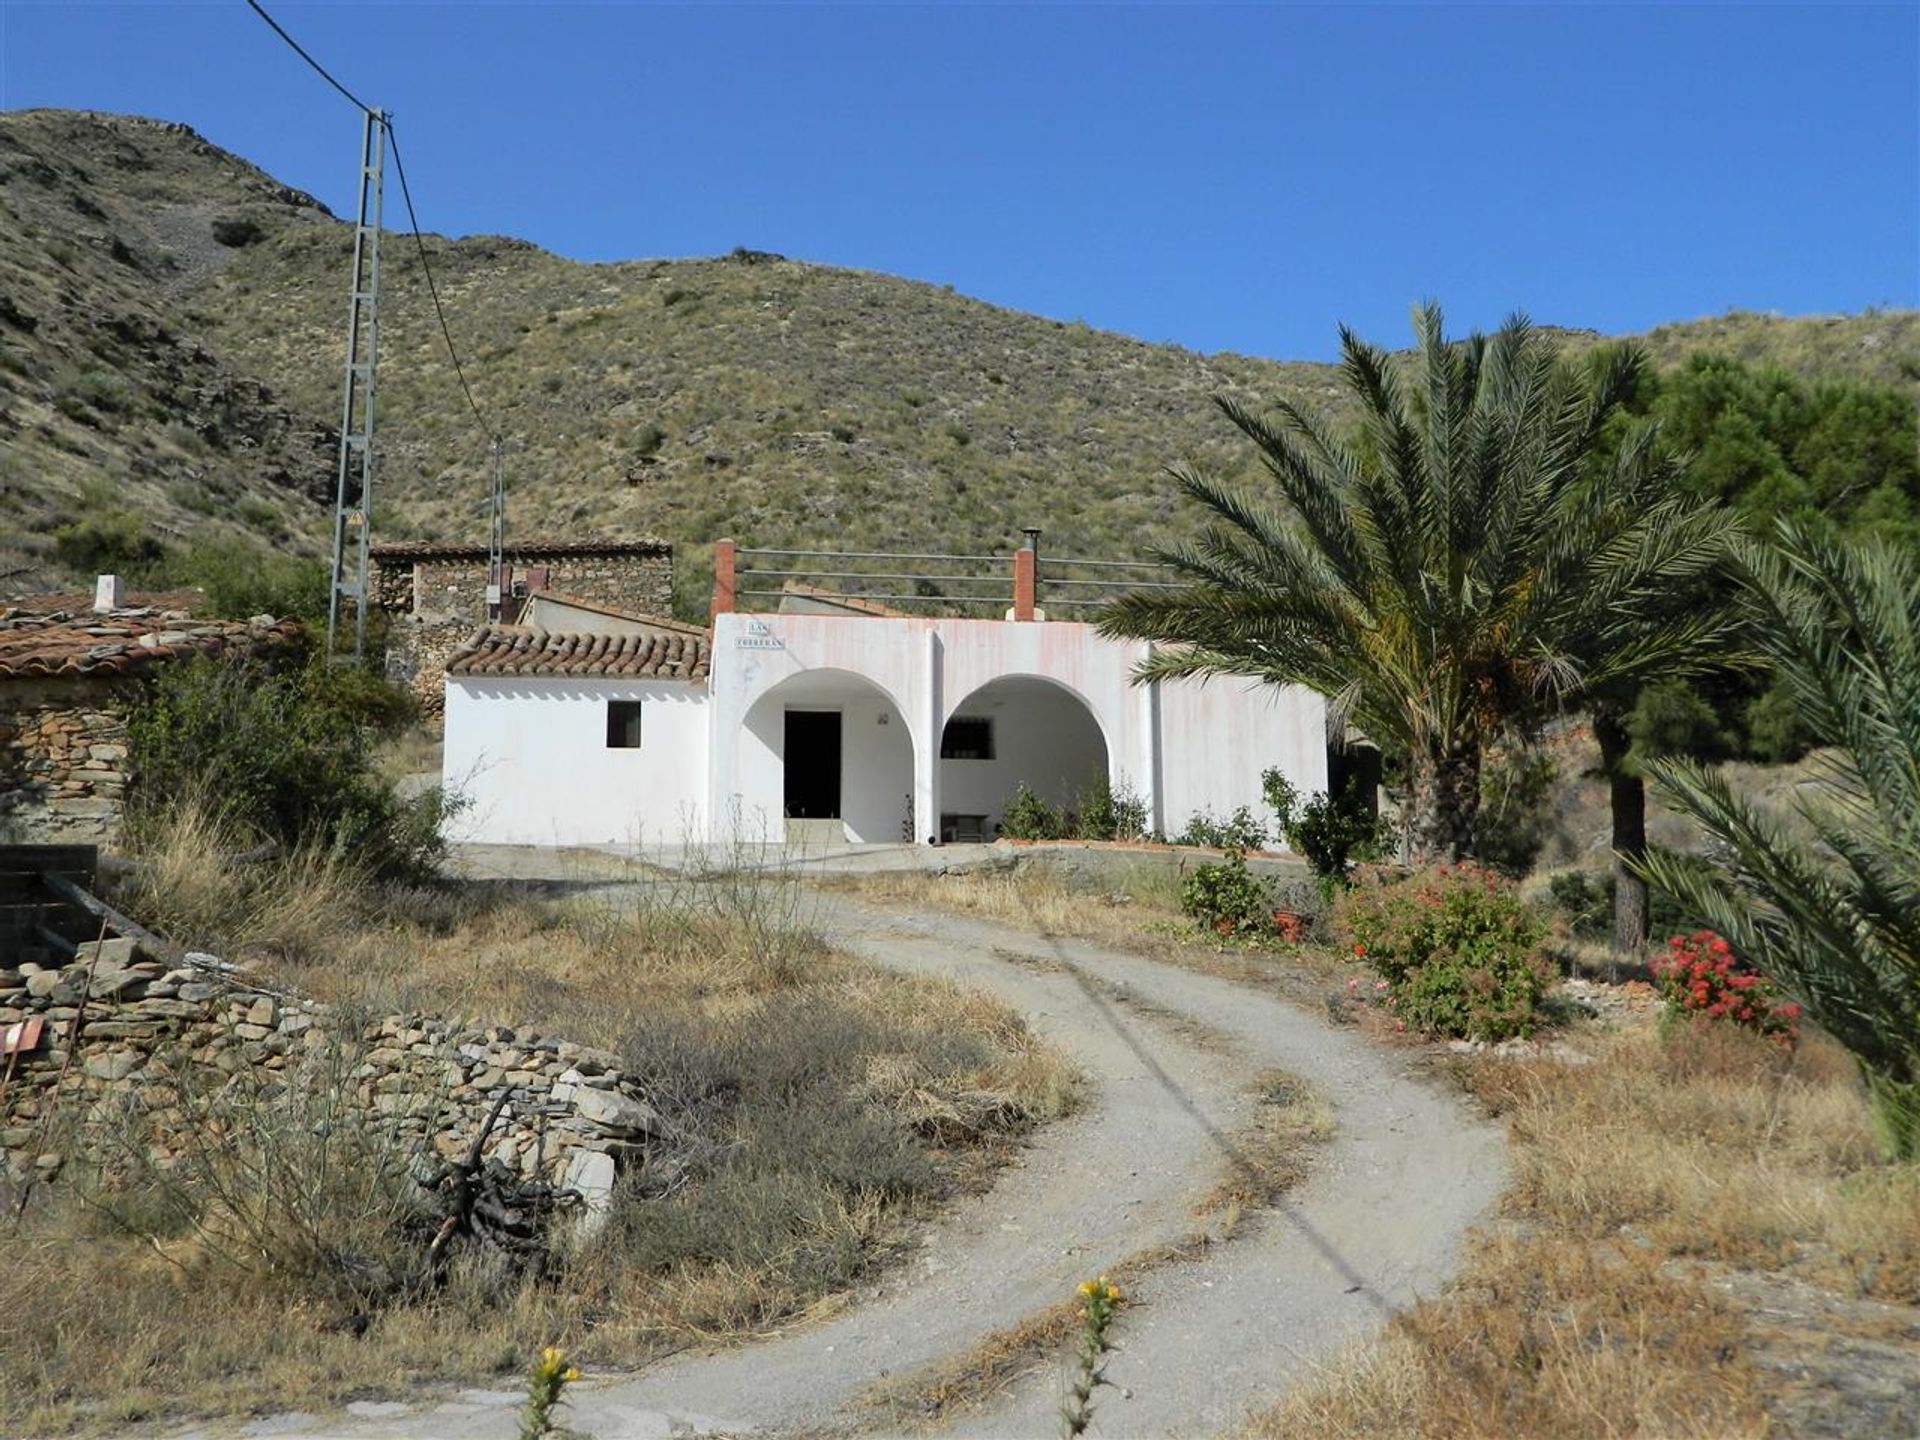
(242, 0, 494, 439)
(387, 123, 492, 437)
(244, 0, 504, 659)
(243, 0, 372, 114)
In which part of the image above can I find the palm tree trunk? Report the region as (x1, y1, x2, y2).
(1594, 707, 1649, 961)
(1406, 741, 1481, 864)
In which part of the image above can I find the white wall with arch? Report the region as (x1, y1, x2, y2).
(939, 675, 1110, 832)
(737, 668, 916, 844)
(707, 613, 1329, 847)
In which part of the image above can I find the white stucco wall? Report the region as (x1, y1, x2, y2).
(443, 677, 709, 846)
(707, 614, 1328, 846)
(1156, 675, 1327, 839)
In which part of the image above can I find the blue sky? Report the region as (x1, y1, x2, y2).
(4, 2, 1916, 360)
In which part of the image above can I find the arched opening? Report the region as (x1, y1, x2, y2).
(743, 669, 916, 845)
(939, 675, 1110, 840)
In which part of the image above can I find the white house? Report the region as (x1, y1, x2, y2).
(441, 544, 1330, 849)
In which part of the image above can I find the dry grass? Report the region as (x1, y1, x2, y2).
(1196, 1068, 1333, 1220)
(374, 724, 444, 782)
(841, 865, 1188, 955)
(1259, 1232, 1770, 1440)
(838, 865, 1344, 1000)
(1253, 1025, 1920, 1439)
(2, 822, 1077, 1434)
(113, 797, 373, 962)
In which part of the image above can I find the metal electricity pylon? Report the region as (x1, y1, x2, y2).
(486, 434, 507, 620)
(325, 106, 388, 663)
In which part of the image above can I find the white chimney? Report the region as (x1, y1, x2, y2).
(94, 574, 124, 613)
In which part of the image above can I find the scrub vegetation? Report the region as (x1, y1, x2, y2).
(1253, 1025, 1920, 1439)
(2, 817, 1075, 1434)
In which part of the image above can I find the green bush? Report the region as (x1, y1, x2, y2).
(1473, 747, 1558, 878)
(210, 216, 264, 248)
(1179, 850, 1271, 935)
(998, 785, 1066, 841)
(53, 501, 165, 578)
(1262, 769, 1391, 889)
(1546, 870, 1612, 942)
(1172, 806, 1266, 850)
(1545, 868, 1704, 946)
(1333, 864, 1551, 1041)
(170, 539, 329, 623)
(127, 647, 448, 880)
(1073, 773, 1148, 842)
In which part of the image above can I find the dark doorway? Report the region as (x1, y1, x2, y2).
(784, 710, 842, 818)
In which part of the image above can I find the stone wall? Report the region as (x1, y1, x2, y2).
(374, 548, 676, 716)
(384, 616, 479, 716)
(0, 677, 132, 844)
(379, 552, 676, 626)
(0, 941, 659, 1214)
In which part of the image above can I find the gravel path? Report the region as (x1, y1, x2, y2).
(178, 888, 1504, 1440)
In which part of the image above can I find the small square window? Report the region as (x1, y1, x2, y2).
(606, 700, 643, 749)
(941, 716, 993, 760)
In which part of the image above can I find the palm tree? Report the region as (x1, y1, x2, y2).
(1638, 525, 1920, 1161)
(1101, 304, 1742, 862)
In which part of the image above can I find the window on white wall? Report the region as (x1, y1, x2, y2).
(941, 716, 993, 759)
(605, 700, 643, 749)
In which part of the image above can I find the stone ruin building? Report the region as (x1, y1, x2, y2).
(0, 580, 299, 844)
(371, 538, 676, 714)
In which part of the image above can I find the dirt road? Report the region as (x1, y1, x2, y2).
(173, 887, 1504, 1440)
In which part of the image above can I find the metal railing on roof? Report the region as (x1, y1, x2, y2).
(716, 537, 1182, 619)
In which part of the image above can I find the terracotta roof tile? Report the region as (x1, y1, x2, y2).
(445, 626, 711, 681)
(3, 587, 209, 615)
(0, 607, 303, 680)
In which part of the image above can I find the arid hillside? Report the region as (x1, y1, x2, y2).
(4, 108, 1916, 611)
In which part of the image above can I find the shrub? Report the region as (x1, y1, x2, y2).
(1473, 746, 1558, 877)
(1333, 864, 1551, 1041)
(85, 1030, 438, 1308)
(1546, 869, 1703, 946)
(52, 491, 166, 577)
(1651, 931, 1800, 1044)
(1263, 769, 1391, 889)
(172, 538, 329, 623)
(998, 785, 1066, 840)
(127, 648, 449, 881)
(1073, 773, 1148, 842)
(1180, 850, 1270, 936)
(1173, 806, 1267, 851)
(210, 215, 264, 248)
(1546, 870, 1612, 942)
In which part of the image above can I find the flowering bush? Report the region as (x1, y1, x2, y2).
(1332, 863, 1551, 1041)
(1651, 931, 1801, 1044)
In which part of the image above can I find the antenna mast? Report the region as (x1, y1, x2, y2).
(326, 107, 387, 663)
